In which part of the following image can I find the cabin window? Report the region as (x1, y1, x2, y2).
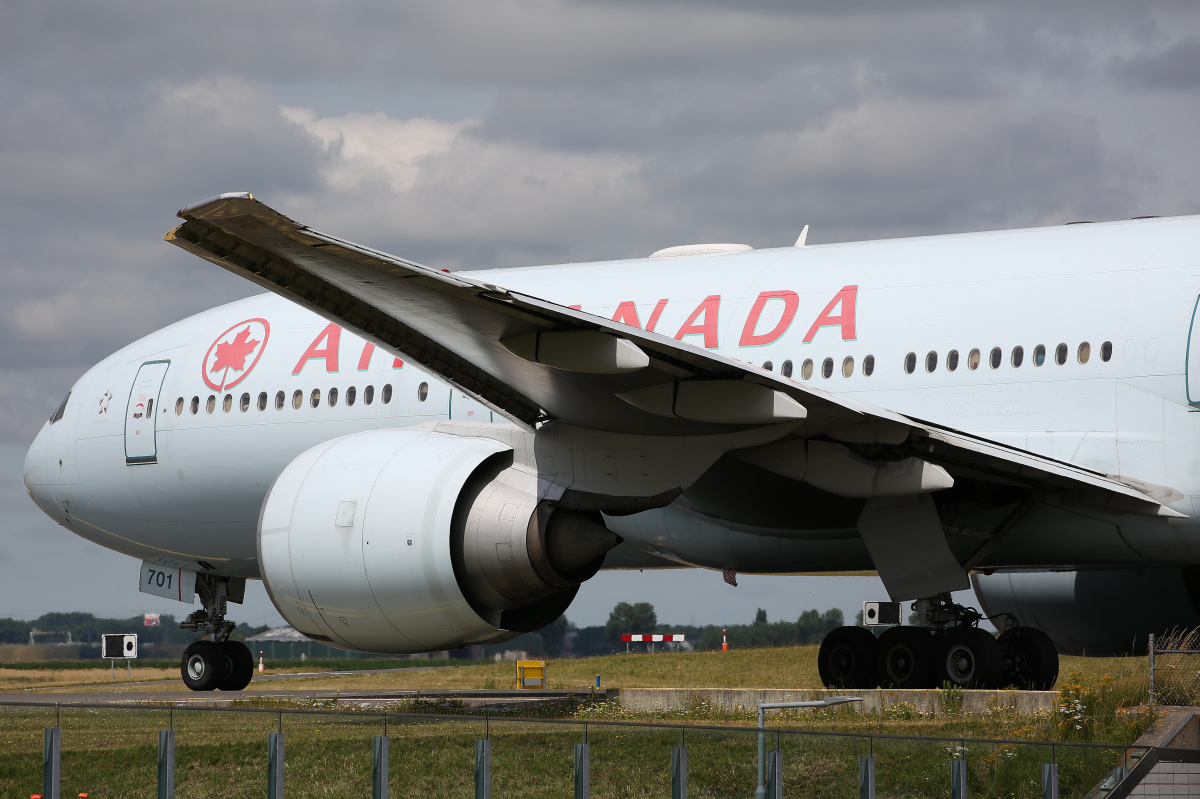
(206, 395, 216, 414)
(222, 394, 232, 413)
(762, 361, 774, 372)
(147, 398, 154, 417)
(292, 390, 303, 410)
(175, 397, 184, 415)
(1055, 343, 1068, 365)
(863, 354, 875, 376)
(310, 389, 321, 408)
(1011, 346, 1024, 368)
(257, 392, 267, 411)
(238, 393, 249, 412)
(364, 385, 375, 405)
(904, 352, 917, 374)
(1101, 341, 1113, 362)
(328, 387, 339, 407)
(346, 386, 357, 406)
(946, 350, 959, 372)
(842, 356, 854, 377)
(383, 384, 394, 404)
(821, 358, 834, 379)
(1033, 345, 1045, 366)
(275, 391, 285, 410)
(801, 359, 814, 380)
(1078, 342, 1091, 364)
(417, 382, 428, 402)
(968, 349, 981, 371)
(989, 347, 1002, 369)
(925, 351, 938, 373)
(191, 396, 200, 414)
(781, 360, 793, 378)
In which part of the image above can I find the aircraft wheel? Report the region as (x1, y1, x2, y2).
(999, 626, 1059, 690)
(935, 627, 1004, 689)
(876, 627, 937, 689)
(217, 640, 255, 691)
(181, 640, 224, 692)
(818, 626, 878, 689)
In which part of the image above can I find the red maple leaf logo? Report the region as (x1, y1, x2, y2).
(210, 327, 260, 375)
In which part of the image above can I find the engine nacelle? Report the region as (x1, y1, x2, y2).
(258, 428, 619, 653)
(973, 568, 1200, 656)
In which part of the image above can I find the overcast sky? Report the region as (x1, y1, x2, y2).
(3, 2, 1200, 630)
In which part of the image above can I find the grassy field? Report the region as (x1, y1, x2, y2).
(250, 645, 1149, 696)
(0, 645, 1156, 798)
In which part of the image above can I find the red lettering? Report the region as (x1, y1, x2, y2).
(675, 295, 721, 349)
(613, 301, 642, 328)
(293, 323, 341, 374)
(802, 285, 858, 343)
(357, 342, 374, 371)
(646, 299, 668, 332)
(357, 341, 403, 370)
(739, 291, 799, 347)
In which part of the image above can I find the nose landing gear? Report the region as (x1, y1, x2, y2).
(816, 594, 1059, 690)
(179, 575, 255, 692)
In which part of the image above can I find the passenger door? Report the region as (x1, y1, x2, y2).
(125, 360, 170, 464)
(1188, 296, 1200, 406)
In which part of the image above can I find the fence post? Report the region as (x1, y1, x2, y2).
(766, 750, 782, 799)
(158, 729, 175, 799)
(43, 727, 61, 799)
(574, 742, 590, 799)
(475, 739, 491, 799)
(951, 758, 967, 799)
(373, 735, 389, 799)
(671, 745, 687, 799)
(1148, 633, 1156, 704)
(859, 755, 876, 799)
(1042, 763, 1058, 799)
(267, 732, 284, 799)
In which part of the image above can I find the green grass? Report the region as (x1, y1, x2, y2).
(0, 646, 1159, 798)
(0, 704, 1141, 799)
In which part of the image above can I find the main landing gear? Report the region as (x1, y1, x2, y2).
(817, 594, 1059, 691)
(179, 575, 255, 692)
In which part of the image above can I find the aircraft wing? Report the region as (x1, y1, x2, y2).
(165, 192, 1181, 518)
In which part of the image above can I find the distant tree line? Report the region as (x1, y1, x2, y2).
(0, 612, 265, 653)
(534, 603, 844, 658)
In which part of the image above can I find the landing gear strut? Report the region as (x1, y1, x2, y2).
(179, 575, 254, 692)
(817, 593, 1059, 690)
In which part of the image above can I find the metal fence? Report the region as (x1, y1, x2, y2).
(1149, 629, 1200, 706)
(0, 699, 1149, 799)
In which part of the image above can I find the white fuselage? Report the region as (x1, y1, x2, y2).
(25, 215, 1200, 582)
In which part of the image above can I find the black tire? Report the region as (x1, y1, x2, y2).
(818, 626, 878, 689)
(217, 640, 255, 692)
(999, 626, 1059, 690)
(876, 627, 937, 689)
(935, 627, 1004, 689)
(181, 640, 224, 691)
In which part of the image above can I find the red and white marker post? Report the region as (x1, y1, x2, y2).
(258, 651, 264, 673)
(722, 629, 728, 651)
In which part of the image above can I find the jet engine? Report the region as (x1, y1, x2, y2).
(258, 428, 620, 653)
(973, 568, 1200, 656)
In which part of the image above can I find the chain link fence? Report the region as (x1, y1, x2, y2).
(1149, 628, 1200, 706)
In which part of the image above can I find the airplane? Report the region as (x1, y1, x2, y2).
(23, 192, 1200, 693)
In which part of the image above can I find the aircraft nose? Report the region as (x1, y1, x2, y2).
(24, 422, 70, 521)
